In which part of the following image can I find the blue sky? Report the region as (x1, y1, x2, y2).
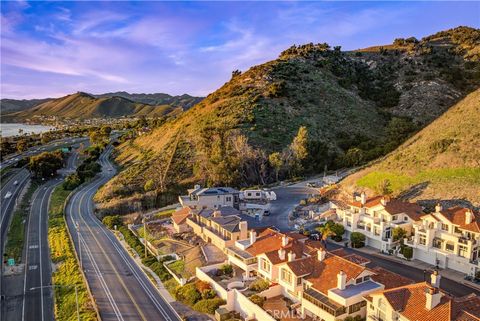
(1, 1, 479, 99)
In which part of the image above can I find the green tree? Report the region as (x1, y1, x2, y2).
(392, 227, 407, 242)
(29, 151, 64, 178)
(317, 224, 336, 242)
(402, 246, 413, 260)
(100, 126, 112, 136)
(102, 215, 122, 229)
(62, 173, 82, 190)
(350, 232, 366, 248)
(376, 179, 393, 195)
(17, 139, 28, 153)
(344, 148, 365, 167)
(291, 126, 309, 161)
(324, 221, 345, 242)
(144, 179, 155, 192)
(268, 152, 283, 181)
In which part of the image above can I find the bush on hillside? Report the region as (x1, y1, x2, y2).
(249, 278, 270, 292)
(102, 215, 122, 229)
(249, 295, 266, 307)
(175, 283, 202, 306)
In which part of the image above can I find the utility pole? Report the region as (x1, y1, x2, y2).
(143, 218, 148, 258)
(75, 285, 80, 321)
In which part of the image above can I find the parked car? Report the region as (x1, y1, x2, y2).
(13, 180, 18, 185)
(4, 192, 12, 199)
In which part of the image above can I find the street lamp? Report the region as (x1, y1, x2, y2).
(30, 284, 80, 321)
(75, 221, 82, 270)
(142, 218, 148, 258)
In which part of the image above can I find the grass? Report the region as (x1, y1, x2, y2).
(48, 186, 97, 321)
(167, 260, 185, 276)
(357, 167, 480, 195)
(4, 181, 39, 262)
(154, 208, 175, 219)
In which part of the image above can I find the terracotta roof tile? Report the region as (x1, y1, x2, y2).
(439, 207, 480, 233)
(172, 207, 191, 225)
(370, 267, 414, 289)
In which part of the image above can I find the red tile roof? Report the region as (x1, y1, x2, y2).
(370, 267, 414, 289)
(172, 207, 191, 225)
(438, 207, 480, 233)
(349, 195, 424, 220)
(287, 253, 368, 294)
(375, 282, 480, 321)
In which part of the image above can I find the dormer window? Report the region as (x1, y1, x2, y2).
(441, 223, 448, 231)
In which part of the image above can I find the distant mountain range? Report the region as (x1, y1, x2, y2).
(0, 91, 203, 120)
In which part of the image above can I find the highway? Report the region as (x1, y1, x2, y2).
(66, 147, 180, 321)
(1, 152, 77, 321)
(0, 169, 30, 315)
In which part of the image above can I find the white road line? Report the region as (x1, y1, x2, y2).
(68, 184, 124, 321)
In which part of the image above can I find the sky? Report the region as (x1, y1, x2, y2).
(1, 1, 479, 99)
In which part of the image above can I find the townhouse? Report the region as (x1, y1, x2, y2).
(179, 185, 240, 209)
(335, 193, 424, 252)
(405, 204, 480, 275)
(366, 271, 480, 321)
(186, 206, 268, 251)
(223, 228, 412, 321)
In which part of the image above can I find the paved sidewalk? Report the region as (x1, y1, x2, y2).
(330, 240, 480, 292)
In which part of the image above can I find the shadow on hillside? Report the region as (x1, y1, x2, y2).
(416, 199, 476, 212)
(398, 181, 430, 201)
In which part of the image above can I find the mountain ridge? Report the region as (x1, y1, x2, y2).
(94, 26, 480, 214)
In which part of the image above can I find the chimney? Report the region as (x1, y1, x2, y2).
(278, 248, 286, 261)
(380, 196, 389, 206)
(431, 270, 441, 288)
(361, 192, 367, 206)
(317, 249, 326, 261)
(425, 287, 442, 310)
(282, 235, 289, 247)
(250, 230, 257, 244)
(213, 210, 221, 218)
(337, 271, 346, 290)
(435, 203, 443, 213)
(287, 252, 296, 262)
(239, 221, 248, 240)
(465, 210, 473, 225)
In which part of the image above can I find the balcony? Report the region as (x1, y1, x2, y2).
(303, 288, 346, 317)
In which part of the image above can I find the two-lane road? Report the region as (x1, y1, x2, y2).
(22, 179, 62, 321)
(66, 148, 180, 321)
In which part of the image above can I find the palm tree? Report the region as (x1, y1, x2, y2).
(317, 225, 336, 249)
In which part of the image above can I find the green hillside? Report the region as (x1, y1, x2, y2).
(342, 89, 480, 205)
(95, 26, 480, 214)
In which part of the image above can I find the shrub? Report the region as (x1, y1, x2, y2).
(350, 232, 366, 248)
(62, 173, 82, 190)
(249, 295, 266, 307)
(202, 289, 217, 300)
(249, 278, 270, 292)
(392, 227, 407, 242)
(175, 283, 201, 306)
(192, 298, 225, 314)
(402, 246, 413, 260)
(102, 215, 122, 229)
(195, 280, 212, 293)
(219, 264, 233, 276)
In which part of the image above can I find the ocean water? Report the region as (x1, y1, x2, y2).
(0, 123, 55, 137)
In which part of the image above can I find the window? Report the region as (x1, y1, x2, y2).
(404, 216, 408, 221)
(226, 196, 232, 202)
(419, 235, 427, 245)
(348, 301, 366, 314)
(442, 223, 449, 231)
(281, 268, 292, 284)
(454, 226, 462, 234)
(261, 258, 271, 272)
(459, 245, 469, 258)
(446, 242, 455, 252)
(433, 238, 443, 249)
(392, 215, 398, 221)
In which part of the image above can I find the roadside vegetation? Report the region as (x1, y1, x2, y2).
(48, 185, 97, 320)
(4, 181, 39, 262)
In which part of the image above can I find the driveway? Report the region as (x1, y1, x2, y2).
(262, 185, 318, 232)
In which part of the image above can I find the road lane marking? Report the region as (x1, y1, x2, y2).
(29, 245, 39, 249)
(28, 265, 38, 270)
